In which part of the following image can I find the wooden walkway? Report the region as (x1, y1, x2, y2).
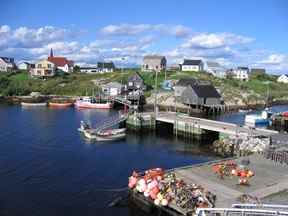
(156, 112, 279, 136)
(172, 154, 288, 208)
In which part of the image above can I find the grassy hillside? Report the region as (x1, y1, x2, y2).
(0, 69, 287, 106)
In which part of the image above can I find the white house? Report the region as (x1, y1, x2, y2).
(277, 74, 288, 84)
(102, 82, 123, 96)
(47, 49, 74, 73)
(17, 62, 32, 70)
(0, 57, 16, 72)
(79, 67, 98, 73)
(97, 62, 115, 73)
(205, 61, 227, 78)
(231, 67, 249, 81)
(181, 59, 204, 72)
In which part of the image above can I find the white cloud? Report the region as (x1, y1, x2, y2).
(258, 54, 287, 65)
(0, 25, 79, 49)
(100, 24, 191, 38)
(182, 32, 254, 49)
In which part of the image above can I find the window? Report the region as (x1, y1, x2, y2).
(37, 64, 42, 68)
(47, 64, 51, 68)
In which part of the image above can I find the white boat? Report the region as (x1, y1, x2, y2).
(245, 109, 272, 125)
(74, 97, 113, 109)
(21, 102, 47, 107)
(83, 128, 126, 141)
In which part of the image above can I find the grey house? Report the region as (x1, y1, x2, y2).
(142, 55, 166, 72)
(127, 72, 145, 90)
(175, 78, 222, 106)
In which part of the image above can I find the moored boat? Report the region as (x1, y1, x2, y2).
(74, 97, 113, 109)
(48, 102, 73, 107)
(245, 109, 273, 125)
(21, 102, 47, 107)
(80, 123, 126, 141)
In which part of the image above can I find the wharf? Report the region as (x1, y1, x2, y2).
(171, 154, 288, 208)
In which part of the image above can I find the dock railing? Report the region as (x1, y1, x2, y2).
(196, 208, 288, 216)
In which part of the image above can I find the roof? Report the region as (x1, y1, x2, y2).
(0, 57, 14, 64)
(97, 62, 115, 69)
(176, 78, 198, 86)
(191, 84, 221, 98)
(182, 59, 202, 66)
(206, 61, 221, 68)
(237, 66, 249, 70)
(47, 56, 74, 67)
(143, 55, 166, 60)
(80, 67, 98, 70)
(102, 82, 123, 88)
(128, 72, 144, 82)
(18, 62, 31, 65)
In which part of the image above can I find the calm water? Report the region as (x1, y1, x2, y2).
(0, 104, 215, 216)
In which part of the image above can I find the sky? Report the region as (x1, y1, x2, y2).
(0, 0, 288, 73)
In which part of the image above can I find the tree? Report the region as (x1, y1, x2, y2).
(73, 65, 80, 73)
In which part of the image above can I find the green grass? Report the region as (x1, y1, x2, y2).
(1, 70, 288, 104)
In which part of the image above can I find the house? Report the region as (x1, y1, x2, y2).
(206, 61, 227, 78)
(30, 59, 56, 78)
(180, 59, 204, 72)
(250, 68, 266, 76)
(17, 62, 33, 70)
(79, 67, 98, 73)
(102, 82, 123, 96)
(277, 74, 288, 84)
(127, 72, 145, 90)
(97, 62, 115, 73)
(142, 55, 167, 72)
(47, 49, 74, 73)
(0, 57, 16, 72)
(231, 67, 250, 81)
(174, 78, 222, 106)
(167, 64, 180, 71)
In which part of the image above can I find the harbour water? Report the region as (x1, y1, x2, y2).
(0, 104, 287, 216)
(0, 104, 211, 216)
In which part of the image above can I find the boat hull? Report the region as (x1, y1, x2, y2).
(83, 129, 126, 141)
(49, 102, 73, 107)
(75, 101, 113, 109)
(21, 102, 47, 107)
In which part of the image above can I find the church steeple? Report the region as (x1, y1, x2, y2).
(50, 48, 54, 57)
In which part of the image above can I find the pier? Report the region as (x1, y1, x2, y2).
(171, 154, 288, 208)
(156, 112, 278, 137)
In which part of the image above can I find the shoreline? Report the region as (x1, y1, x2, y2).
(1, 95, 288, 113)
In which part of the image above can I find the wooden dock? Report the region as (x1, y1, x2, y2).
(172, 154, 288, 208)
(156, 112, 278, 137)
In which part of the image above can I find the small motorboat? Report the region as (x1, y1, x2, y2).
(245, 108, 273, 125)
(74, 97, 113, 109)
(83, 128, 126, 141)
(49, 102, 73, 108)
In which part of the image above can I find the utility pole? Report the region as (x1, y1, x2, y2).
(154, 69, 158, 117)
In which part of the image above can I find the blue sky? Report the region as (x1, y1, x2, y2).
(1, 0, 288, 73)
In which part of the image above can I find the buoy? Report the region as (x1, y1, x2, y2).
(161, 198, 168, 206)
(154, 199, 160, 206)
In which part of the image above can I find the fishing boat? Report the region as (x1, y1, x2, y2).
(245, 108, 273, 125)
(83, 128, 126, 141)
(74, 97, 113, 109)
(21, 102, 47, 107)
(78, 121, 91, 132)
(48, 102, 73, 108)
